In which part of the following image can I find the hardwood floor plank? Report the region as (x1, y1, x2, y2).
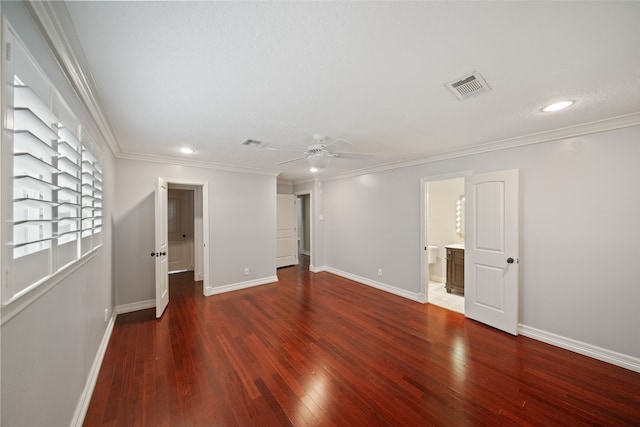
(85, 259, 640, 426)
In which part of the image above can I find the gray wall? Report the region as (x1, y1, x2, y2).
(1, 3, 115, 426)
(114, 159, 277, 305)
(322, 127, 640, 359)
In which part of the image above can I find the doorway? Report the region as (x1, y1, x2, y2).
(422, 176, 466, 313)
(167, 188, 194, 274)
(155, 178, 210, 318)
(295, 192, 312, 270)
(421, 170, 520, 335)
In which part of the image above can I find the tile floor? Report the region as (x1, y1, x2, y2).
(428, 280, 464, 313)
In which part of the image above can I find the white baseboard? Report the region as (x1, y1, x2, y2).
(204, 276, 278, 296)
(519, 324, 640, 373)
(116, 299, 155, 314)
(309, 265, 326, 273)
(71, 311, 116, 427)
(324, 267, 424, 303)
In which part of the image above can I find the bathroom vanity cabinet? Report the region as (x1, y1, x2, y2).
(446, 247, 464, 294)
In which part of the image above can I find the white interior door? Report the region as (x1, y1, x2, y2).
(464, 169, 519, 335)
(155, 177, 169, 318)
(276, 194, 298, 268)
(168, 189, 193, 272)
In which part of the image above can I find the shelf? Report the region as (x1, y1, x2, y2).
(14, 175, 60, 193)
(14, 153, 57, 177)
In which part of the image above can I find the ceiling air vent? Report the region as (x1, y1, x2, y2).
(446, 71, 491, 100)
(241, 139, 271, 149)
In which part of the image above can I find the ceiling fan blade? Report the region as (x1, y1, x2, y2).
(335, 151, 373, 159)
(323, 138, 352, 152)
(276, 156, 307, 165)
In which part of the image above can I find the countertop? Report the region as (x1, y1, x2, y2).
(445, 243, 465, 250)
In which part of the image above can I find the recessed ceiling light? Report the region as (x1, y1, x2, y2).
(542, 100, 574, 112)
(178, 147, 195, 154)
(309, 167, 318, 173)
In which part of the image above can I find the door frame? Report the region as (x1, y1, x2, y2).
(420, 172, 472, 303)
(156, 177, 209, 298)
(294, 191, 313, 263)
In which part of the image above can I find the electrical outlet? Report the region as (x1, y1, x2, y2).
(244, 267, 250, 276)
(104, 308, 109, 322)
(377, 268, 383, 277)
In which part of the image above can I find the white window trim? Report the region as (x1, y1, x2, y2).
(1, 19, 105, 310)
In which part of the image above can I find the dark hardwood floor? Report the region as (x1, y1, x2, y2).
(85, 256, 640, 426)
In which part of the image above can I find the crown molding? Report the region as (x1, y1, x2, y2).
(25, 0, 122, 157)
(320, 112, 640, 183)
(118, 151, 280, 177)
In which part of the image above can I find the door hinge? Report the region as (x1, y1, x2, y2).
(6, 43, 11, 61)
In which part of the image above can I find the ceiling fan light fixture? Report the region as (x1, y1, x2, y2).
(307, 156, 332, 169)
(178, 147, 195, 154)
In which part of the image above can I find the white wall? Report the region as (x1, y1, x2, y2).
(321, 127, 640, 361)
(427, 178, 464, 281)
(277, 180, 293, 194)
(114, 159, 277, 306)
(1, 4, 115, 426)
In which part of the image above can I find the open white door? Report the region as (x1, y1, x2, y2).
(276, 194, 298, 268)
(155, 177, 169, 318)
(464, 169, 519, 335)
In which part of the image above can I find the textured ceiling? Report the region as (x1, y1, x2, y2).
(64, 1, 640, 181)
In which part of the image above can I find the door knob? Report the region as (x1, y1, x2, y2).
(161, 252, 167, 256)
(151, 252, 157, 257)
(507, 257, 514, 264)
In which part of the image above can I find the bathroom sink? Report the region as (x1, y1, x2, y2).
(445, 243, 465, 250)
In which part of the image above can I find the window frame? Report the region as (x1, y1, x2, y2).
(1, 19, 104, 317)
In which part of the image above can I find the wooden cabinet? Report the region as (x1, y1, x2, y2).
(446, 247, 464, 294)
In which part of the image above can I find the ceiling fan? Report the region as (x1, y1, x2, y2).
(276, 134, 372, 169)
